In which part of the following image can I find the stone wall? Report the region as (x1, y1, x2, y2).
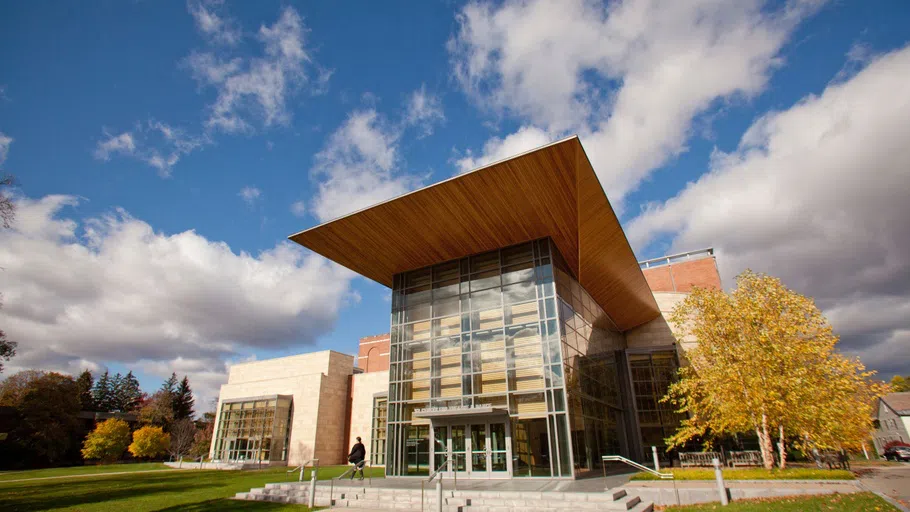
(348, 370, 390, 465)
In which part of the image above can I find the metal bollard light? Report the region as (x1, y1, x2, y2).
(652, 446, 660, 472)
(713, 458, 728, 506)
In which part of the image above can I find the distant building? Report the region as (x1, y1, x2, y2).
(873, 392, 910, 454)
(211, 137, 722, 478)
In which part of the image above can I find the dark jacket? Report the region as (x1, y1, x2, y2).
(349, 442, 366, 463)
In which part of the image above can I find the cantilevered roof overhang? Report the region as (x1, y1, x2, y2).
(289, 136, 660, 331)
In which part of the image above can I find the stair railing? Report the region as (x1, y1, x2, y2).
(421, 457, 453, 512)
(286, 458, 319, 482)
(602, 455, 674, 479)
(329, 459, 370, 506)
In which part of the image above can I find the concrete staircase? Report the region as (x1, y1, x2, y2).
(235, 482, 653, 511)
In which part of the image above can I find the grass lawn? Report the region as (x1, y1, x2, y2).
(0, 464, 384, 511)
(0, 463, 170, 482)
(660, 492, 899, 511)
(631, 468, 855, 481)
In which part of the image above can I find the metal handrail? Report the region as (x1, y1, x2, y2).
(602, 455, 673, 479)
(422, 457, 454, 512)
(287, 458, 319, 482)
(329, 459, 371, 506)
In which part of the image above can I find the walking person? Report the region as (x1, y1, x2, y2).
(348, 436, 366, 480)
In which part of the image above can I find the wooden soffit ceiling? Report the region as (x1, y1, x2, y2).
(289, 136, 659, 331)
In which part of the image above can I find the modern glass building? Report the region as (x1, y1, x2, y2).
(288, 136, 719, 478)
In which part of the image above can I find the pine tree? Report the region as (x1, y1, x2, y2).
(93, 370, 112, 412)
(76, 370, 95, 411)
(161, 373, 178, 395)
(109, 373, 124, 411)
(173, 376, 195, 420)
(121, 371, 142, 411)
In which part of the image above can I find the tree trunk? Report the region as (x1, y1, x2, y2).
(778, 424, 787, 469)
(760, 413, 774, 470)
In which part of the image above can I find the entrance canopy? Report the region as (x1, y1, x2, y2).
(412, 405, 508, 420)
(289, 136, 659, 331)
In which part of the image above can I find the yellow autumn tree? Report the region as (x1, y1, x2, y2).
(663, 270, 887, 469)
(82, 418, 131, 462)
(129, 425, 170, 459)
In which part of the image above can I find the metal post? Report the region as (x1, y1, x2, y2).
(308, 468, 317, 509)
(652, 446, 660, 472)
(713, 458, 728, 506)
(436, 478, 443, 512)
(421, 480, 425, 512)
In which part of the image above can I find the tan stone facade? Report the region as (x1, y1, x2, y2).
(348, 370, 390, 464)
(211, 350, 355, 466)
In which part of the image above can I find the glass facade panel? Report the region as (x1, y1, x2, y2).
(371, 396, 387, 465)
(212, 395, 291, 463)
(388, 240, 571, 477)
(629, 351, 682, 461)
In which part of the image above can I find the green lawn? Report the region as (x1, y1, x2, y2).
(631, 467, 855, 481)
(662, 492, 898, 511)
(0, 463, 170, 482)
(0, 464, 384, 511)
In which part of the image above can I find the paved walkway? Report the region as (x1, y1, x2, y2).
(0, 468, 180, 484)
(858, 465, 910, 510)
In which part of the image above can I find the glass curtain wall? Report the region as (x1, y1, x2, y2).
(387, 239, 572, 477)
(212, 396, 292, 463)
(629, 351, 681, 461)
(371, 396, 388, 465)
(552, 247, 629, 473)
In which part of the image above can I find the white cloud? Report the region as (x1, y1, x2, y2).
(290, 200, 307, 217)
(238, 186, 262, 206)
(627, 46, 910, 376)
(0, 195, 357, 405)
(186, 6, 319, 134)
(404, 84, 445, 138)
(94, 131, 136, 161)
(0, 132, 12, 167)
(188, 0, 241, 46)
(94, 122, 207, 177)
(309, 109, 423, 222)
(454, 125, 552, 173)
(449, 0, 825, 203)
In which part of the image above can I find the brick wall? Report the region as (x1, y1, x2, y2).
(642, 256, 721, 292)
(357, 333, 390, 373)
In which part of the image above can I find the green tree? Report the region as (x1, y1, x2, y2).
(891, 375, 910, 393)
(0, 295, 16, 375)
(138, 389, 175, 430)
(129, 425, 169, 459)
(112, 371, 142, 412)
(81, 418, 130, 463)
(664, 270, 887, 469)
(161, 372, 178, 395)
(173, 376, 195, 420)
(6, 372, 82, 465)
(76, 370, 95, 411)
(93, 370, 113, 412)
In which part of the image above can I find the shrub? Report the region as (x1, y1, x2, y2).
(129, 425, 170, 459)
(81, 418, 131, 463)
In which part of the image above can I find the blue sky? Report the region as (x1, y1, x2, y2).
(1, 0, 909, 408)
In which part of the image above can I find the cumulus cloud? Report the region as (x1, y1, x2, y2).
(94, 122, 207, 177)
(0, 132, 12, 167)
(627, 46, 910, 376)
(290, 200, 307, 217)
(309, 109, 423, 222)
(186, 6, 323, 133)
(94, 131, 136, 161)
(404, 84, 445, 138)
(449, 0, 826, 203)
(454, 125, 552, 173)
(238, 186, 262, 206)
(0, 195, 356, 406)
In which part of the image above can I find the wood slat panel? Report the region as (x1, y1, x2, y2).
(290, 136, 659, 331)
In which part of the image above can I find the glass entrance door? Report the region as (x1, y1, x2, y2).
(432, 421, 510, 478)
